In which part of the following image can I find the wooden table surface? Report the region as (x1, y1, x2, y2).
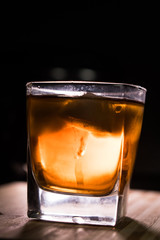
(0, 182, 160, 240)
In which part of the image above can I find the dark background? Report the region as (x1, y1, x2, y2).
(0, 2, 159, 190)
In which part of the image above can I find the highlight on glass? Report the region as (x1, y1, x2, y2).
(26, 81, 146, 226)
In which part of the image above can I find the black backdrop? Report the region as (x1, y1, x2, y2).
(0, 2, 159, 190)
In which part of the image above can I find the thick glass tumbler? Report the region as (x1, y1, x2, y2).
(26, 81, 146, 226)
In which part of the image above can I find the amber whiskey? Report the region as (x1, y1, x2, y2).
(27, 95, 144, 196)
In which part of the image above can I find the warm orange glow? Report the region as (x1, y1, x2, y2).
(27, 96, 144, 195)
(36, 124, 123, 194)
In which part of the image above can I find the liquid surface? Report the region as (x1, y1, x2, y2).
(27, 95, 144, 195)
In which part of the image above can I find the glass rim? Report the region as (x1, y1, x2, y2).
(26, 81, 147, 92)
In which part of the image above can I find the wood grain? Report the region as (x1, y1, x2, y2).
(0, 182, 160, 239)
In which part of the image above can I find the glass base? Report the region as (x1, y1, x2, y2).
(27, 162, 127, 227)
(28, 189, 126, 226)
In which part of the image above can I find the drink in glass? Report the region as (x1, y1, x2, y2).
(26, 81, 146, 226)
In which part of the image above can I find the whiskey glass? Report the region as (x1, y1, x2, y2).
(26, 81, 146, 226)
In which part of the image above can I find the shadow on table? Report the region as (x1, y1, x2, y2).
(14, 217, 160, 240)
